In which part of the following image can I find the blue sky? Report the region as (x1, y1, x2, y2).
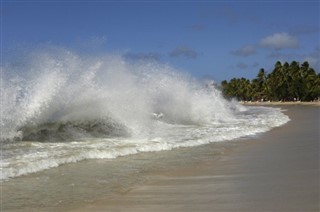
(2, 1, 320, 82)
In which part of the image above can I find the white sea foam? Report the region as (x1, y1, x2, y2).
(0, 47, 290, 180)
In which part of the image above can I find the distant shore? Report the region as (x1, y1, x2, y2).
(240, 101, 320, 106)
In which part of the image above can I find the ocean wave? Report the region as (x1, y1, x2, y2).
(0, 47, 290, 180)
(19, 118, 130, 142)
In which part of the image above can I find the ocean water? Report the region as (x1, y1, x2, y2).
(1, 47, 290, 181)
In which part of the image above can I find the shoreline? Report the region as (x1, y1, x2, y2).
(2, 105, 319, 211)
(240, 101, 320, 106)
(69, 105, 319, 211)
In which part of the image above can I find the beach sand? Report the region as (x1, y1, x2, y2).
(68, 105, 319, 212)
(241, 101, 320, 107)
(2, 105, 319, 211)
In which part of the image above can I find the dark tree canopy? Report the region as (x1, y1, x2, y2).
(220, 61, 320, 102)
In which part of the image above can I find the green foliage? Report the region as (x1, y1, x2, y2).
(221, 61, 320, 102)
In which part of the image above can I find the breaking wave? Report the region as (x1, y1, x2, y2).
(0, 47, 290, 180)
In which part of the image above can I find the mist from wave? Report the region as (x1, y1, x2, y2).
(1, 47, 236, 141)
(1, 47, 290, 180)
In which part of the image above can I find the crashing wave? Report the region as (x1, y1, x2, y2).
(19, 118, 130, 142)
(0, 47, 290, 180)
(1, 47, 240, 142)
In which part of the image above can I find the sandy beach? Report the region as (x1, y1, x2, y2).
(67, 105, 319, 212)
(241, 101, 320, 107)
(2, 105, 319, 212)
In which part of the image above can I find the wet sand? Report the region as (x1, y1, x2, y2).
(71, 105, 319, 212)
(2, 106, 318, 211)
(241, 101, 320, 107)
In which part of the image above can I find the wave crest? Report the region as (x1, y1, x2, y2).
(1, 47, 241, 142)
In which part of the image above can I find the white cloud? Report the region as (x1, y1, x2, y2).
(260, 33, 299, 50)
(231, 45, 256, 57)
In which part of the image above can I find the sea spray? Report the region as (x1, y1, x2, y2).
(0, 47, 290, 180)
(1, 47, 235, 141)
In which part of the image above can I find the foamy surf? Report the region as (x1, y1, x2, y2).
(0, 47, 290, 180)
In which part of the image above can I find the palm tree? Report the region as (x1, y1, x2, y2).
(220, 60, 319, 102)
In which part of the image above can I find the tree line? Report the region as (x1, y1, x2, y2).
(220, 61, 320, 102)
